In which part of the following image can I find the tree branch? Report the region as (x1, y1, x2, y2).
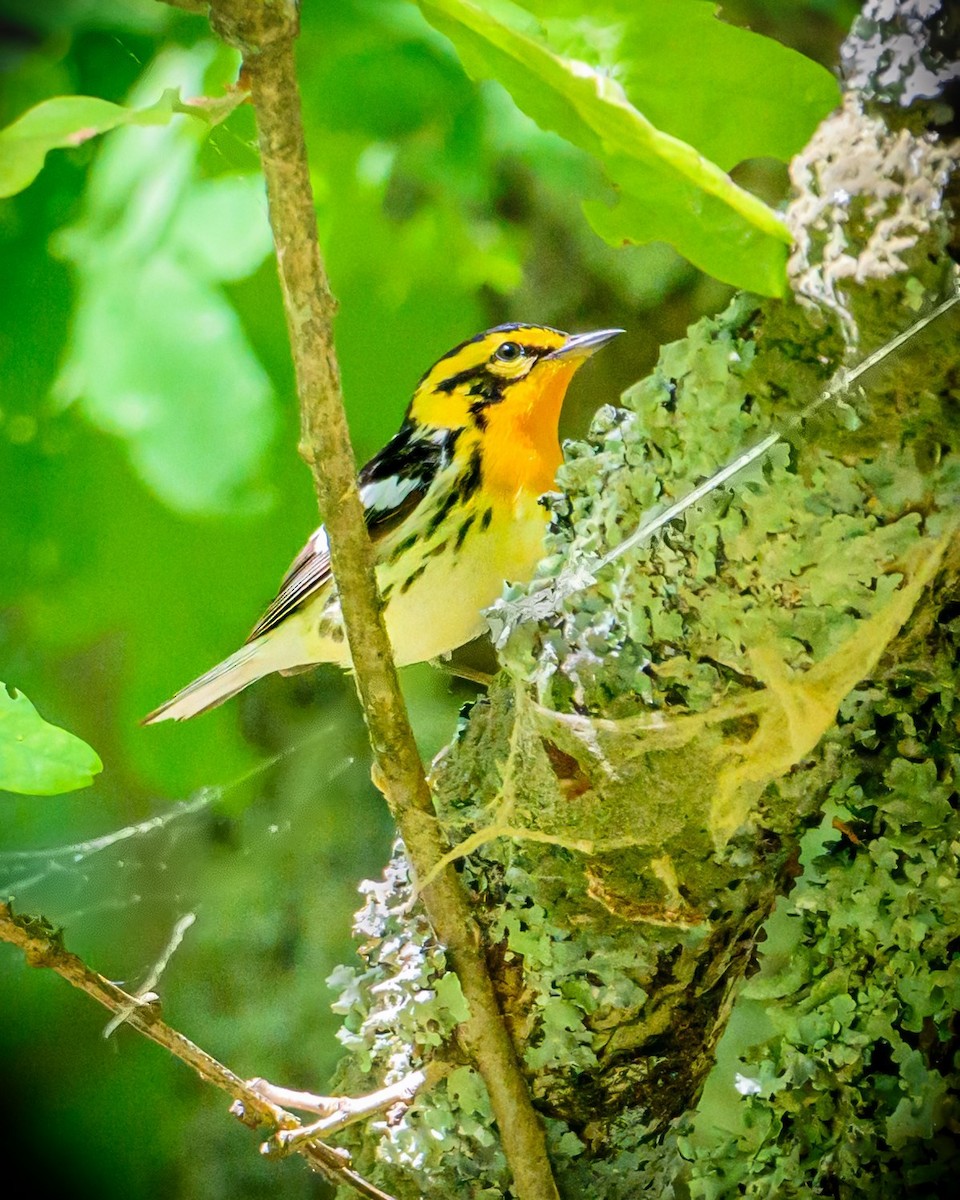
(254, 1069, 437, 1149)
(0, 903, 396, 1200)
(197, 2, 560, 1197)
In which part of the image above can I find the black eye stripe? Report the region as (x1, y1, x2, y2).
(493, 341, 547, 364)
(416, 323, 565, 387)
(434, 343, 545, 399)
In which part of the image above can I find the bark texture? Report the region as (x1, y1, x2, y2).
(330, 5, 960, 1197)
(208, 2, 562, 1195)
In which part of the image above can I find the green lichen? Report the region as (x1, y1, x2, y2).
(327, 850, 512, 1197)
(329, 77, 960, 1200)
(677, 603, 960, 1196)
(498, 287, 952, 721)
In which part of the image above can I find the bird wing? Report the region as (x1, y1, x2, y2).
(245, 526, 336, 643)
(245, 424, 454, 643)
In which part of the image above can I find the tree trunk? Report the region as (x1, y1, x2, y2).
(330, 4, 960, 1195)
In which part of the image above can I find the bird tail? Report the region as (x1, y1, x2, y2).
(142, 635, 301, 724)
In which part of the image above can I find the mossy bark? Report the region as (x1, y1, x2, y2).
(330, 4, 960, 1197)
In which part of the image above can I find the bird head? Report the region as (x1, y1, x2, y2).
(408, 323, 623, 434)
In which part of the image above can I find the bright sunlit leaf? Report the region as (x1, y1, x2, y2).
(513, 0, 841, 170)
(418, 0, 839, 294)
(0, 86, 246, 199)
(0, 683, 102, 795)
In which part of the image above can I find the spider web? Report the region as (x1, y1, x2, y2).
(0, 722, 364, 997)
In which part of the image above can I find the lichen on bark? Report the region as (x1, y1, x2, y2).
(328, 9, 960, 1198)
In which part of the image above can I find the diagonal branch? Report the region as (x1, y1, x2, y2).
(194, 2, 560, 1197)
(0, 903, 396, 1200)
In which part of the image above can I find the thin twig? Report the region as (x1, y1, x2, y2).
(0, 903, 395, 1200)
(103, 910, 196, 1038)
(250, 1068, 435, 1149)
(250, 1069, 427, 1122)
(201, 2, 560, 1197)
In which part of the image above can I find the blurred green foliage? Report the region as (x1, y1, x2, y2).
(53, 43, 274, 515)
(0, 1, 852, 1197)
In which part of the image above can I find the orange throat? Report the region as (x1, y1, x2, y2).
(481, 359, 576, 498)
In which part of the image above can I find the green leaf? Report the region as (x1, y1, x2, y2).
(434, 970, 472, 1023)
(514, 0, 841, 171)
(446, 1065, 489, 1116)
(0, 87, 245, 200)
(0, 683, 102, 795)
(418, 0, 836, 293)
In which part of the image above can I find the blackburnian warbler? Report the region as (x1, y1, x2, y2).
(144, 323, 621, 723)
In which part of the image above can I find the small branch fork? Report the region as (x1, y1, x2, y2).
(251, 1071, 431, 1153)
(194, 2, 560, 1199)
(0, 903, 411, 1200)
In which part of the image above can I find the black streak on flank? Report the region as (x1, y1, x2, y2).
(400, 563, 428, 595)
(423, 446, 483, 538)
(458, 445, 483, 504)
(480, 507, 494, 532)
(425, 489, 460, 538)
(388, 531, 419, 565)
(455, 515, 475, 552)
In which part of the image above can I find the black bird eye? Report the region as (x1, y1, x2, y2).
(494, 341, 523, 363)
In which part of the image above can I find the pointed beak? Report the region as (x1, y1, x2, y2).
(546, 327, 625, 361)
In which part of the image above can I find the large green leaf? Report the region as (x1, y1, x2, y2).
(0, 91, 177, 199)
(514, 0, 841, 171)
(0, 88, 244, 199)
(418, 0, 839, 294)
(0, 684, 102, 795)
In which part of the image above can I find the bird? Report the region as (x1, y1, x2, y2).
(143, 323, 622, 723)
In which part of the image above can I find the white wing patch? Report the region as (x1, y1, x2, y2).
(247, 424, 452, 642)
(305, 527, 329, 559)
(360, 475, 424, 515)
